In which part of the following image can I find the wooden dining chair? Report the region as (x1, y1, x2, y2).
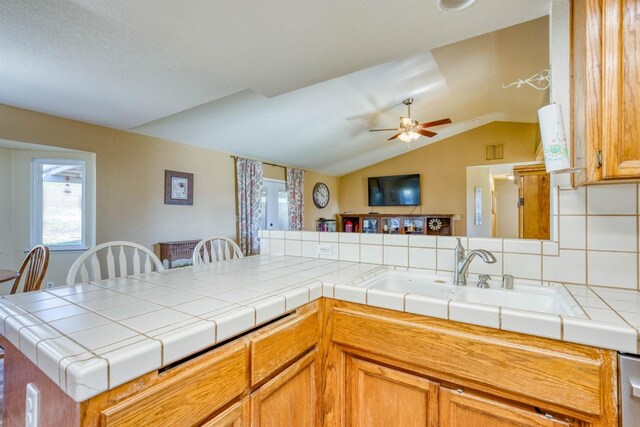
(192, 236, 243, 265)
(10, 245, 49, 294)
(66, 241, 164, 285)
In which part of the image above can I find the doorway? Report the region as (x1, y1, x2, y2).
(466, 161, 543, 239)
(261, 179, 289, 231)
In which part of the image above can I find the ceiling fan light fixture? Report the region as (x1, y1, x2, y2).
(437, 0, 477, 12)
(398, 132, 411, 143)
(398, 130, 420, 143)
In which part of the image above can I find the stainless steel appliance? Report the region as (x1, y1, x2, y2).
(620, 353, 640, 426)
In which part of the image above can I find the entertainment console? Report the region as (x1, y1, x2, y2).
(338, 213, 456, 236)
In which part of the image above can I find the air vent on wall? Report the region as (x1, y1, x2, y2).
(485, 144, 504, 161)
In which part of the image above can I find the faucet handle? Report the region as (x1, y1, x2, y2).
(502, 274, 514, 290)
(478, 274, 491, 288)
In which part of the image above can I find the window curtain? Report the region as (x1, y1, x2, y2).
(286, 168, 304, 231)
(236, 158, 264, 256)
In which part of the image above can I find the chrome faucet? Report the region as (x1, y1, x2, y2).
(453, 249, 497, 286)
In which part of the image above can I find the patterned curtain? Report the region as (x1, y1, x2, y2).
(236, 158, 264, 256)
(286, 168, 304, 231)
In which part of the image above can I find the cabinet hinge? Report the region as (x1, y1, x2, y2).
(596, 150, 603, 168)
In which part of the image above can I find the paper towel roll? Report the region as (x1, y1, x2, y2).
(538, 103, 571, 172)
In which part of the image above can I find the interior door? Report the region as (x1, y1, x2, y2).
(515, 164, 550, 240)
(261, 179, 289, 231)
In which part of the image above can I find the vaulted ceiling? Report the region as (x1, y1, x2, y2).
(0, 0, 551, 175)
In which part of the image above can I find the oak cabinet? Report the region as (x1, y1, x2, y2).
(572, 0, 640, 184)
(345, 355, 439, 427)
(322, 300, 618, 427)
(250, 351, 318, 427)
(440, 388, 572, 427)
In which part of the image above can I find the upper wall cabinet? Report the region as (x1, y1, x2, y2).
(572, 0, 640, 184)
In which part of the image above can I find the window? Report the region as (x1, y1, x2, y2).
(31, 159, 87, 249)
(474, 187, 483, 225)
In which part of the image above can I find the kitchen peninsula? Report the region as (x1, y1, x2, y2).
(0, 248, 635, 426)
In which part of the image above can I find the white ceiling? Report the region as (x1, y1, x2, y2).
(0, 0, 551, 175)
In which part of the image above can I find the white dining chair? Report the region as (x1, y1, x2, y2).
(192, 236, 243, 265)
(66, 241, 164, 285)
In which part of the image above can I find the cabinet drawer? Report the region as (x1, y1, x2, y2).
(250, 308, 319, 386)
(101, 342, 247, 426)
(331, 307, 606, 416)
(440, 388, 571, 426)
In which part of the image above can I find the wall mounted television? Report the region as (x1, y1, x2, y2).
(368, 174, 421, 207)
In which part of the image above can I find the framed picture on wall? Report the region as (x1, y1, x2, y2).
(164, 170, 194, 205)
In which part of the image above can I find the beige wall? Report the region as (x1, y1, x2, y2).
(338, 121, 539, 235)
(0, 105, 238, 247)
(0, 104, 238, 285)
(0, 104, 339, 285)
(304, 170, 339, 231)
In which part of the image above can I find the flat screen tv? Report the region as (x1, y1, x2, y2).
(368, 174, 421, 207)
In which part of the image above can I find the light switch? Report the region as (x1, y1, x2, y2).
(317, 244, 333, 255)
(26, 383, 39, 427)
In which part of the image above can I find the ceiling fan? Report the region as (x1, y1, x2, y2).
(369, 98, 452, 144)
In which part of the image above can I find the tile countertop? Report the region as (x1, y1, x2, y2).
(0, 255, 639, 403)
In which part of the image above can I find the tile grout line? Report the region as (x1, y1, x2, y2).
(588, 285, 635, 328)
(585, 186, 589, 287)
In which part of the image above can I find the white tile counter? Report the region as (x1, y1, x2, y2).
(1, 254, 639, 403)
(0, 256, 377, 402)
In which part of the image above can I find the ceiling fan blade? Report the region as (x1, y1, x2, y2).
(417, 129, 437, 138)
(369, 128, 400, 132)
(421, 118, 452, 128)
(387, 133, 402, 141)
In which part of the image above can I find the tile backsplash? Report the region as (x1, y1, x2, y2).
(261, 183, 640, 290)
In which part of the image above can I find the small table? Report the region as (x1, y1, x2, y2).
(0, 270, 19, 284)
(158, 240, 200, 269)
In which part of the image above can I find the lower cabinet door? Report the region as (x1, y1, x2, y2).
(346, 355, 439, 427)
(440, 387, 572, 427)
(250, 351, 317, 427)
(202, 398, 249, 427)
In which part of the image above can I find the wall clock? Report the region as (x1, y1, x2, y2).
(312, 182, 330, 209)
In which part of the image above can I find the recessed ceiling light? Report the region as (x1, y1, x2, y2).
(437, 0, 477, 12)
